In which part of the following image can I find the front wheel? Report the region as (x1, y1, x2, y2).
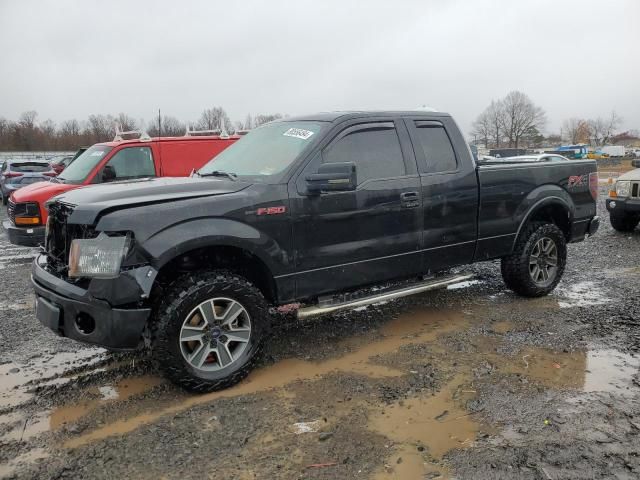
(610, 212, 639, 232)
(501, 222, 567, 297)
(152, 270, 270, 392)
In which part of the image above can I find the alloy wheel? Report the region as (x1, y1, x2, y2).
(529, 237, 558, 286)
(179, 297, 252, 372)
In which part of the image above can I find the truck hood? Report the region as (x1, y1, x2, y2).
(617, 169, 640, 182)
(55, 177, 251, 225)
(10, 180, 75, 203)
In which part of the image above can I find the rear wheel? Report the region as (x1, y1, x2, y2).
(501, 222, 567, 297)
(610, 212, 639, 232)
(152, 270, 270, 392)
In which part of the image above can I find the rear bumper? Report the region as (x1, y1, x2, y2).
(2, 220, 45, 246)
(32, 255, 151, 350)
(606, 198, 640, 215)
(569, 216, 600, 242)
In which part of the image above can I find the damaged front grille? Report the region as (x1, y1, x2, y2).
(45, 202, 98, 279)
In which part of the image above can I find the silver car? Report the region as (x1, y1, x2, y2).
(0, 159, 56, 205)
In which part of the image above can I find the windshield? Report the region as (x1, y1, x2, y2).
(198, 121, 325, 179)
(58, 145, 113, 184)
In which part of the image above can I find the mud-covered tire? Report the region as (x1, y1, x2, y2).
(152, 270, 270, 393)
(501, 222, 567, 297)
(609, 213, 639, 232)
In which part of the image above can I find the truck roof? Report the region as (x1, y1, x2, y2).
(284, 110, 452, 122)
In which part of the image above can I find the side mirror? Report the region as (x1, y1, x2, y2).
(102, 165, 116, 183)
(306, 162, 356, 194)
(632, 159, 640, 168)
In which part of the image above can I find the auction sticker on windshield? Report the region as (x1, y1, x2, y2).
(283, 128, 314, 140)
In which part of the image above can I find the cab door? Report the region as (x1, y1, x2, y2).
(404, 117, 479, 273)
(289, 119, 423, 298)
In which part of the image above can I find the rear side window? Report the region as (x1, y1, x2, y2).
(323, 123, 405, 184)
(103, 147, 155, 181)
(11, 162, 50, 173)
(413, 123, 457, 174)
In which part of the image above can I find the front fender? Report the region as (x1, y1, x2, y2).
(140, 217, 289, 274)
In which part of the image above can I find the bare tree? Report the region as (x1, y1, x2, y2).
(588, 111, 622, 146)
(18, 111, 38, 129)
(562, 118, 590, 144)
(473, 100, 504, 148)
(243, 114, 253, 130)
(487, 101, 505, 148)
(86, 114, 116, 143)
(253, 113, 283, 127)
(499, 91, 546, 149)
(40, 119, 57, 150)
(115, 113, 138, 131)
(197, 107, 233, 133)
(147, 115, 186, 137)
(471, 110, 491, 147)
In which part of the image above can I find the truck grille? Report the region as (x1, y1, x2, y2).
(45, 202, 75, 273)
(7, 200, 15, 224)
(45, 202, 98, 279)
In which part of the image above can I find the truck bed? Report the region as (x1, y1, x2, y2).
(474, 160, 597, 259)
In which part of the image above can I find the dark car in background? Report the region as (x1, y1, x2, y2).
(0, 159, 57, 205)
(48, 148, 88, 175)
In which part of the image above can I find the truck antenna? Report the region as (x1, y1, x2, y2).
(157, 108, 162, 175)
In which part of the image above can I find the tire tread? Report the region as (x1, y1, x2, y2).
(152, 270, 268, 393)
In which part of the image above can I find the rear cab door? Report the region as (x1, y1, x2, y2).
(403, 115, 479, 273)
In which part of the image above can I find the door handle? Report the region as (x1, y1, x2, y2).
(400, 191, 419, 208)
(400, 192, 418, 200)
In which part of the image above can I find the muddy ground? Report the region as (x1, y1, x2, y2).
(1, 185, 639, 479)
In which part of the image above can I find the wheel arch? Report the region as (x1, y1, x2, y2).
(143, 219, 286, 304)
(512, 192, 574, 252)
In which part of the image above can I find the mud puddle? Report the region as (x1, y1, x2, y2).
(5, 300, 639, 479)
(0, 348, 107, 410)
(371, 374, 479, 479)
(64, 309, 468, 448)
(0, 376, 163, 443)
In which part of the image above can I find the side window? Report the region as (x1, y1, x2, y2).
(102, 147, 155, 182)
(323, 123, 405, 184)
(413, 123, 457, 174)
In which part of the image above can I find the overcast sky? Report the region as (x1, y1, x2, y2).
(0, 0, 638, 135)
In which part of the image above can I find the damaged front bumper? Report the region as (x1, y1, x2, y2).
(31, 254, 156, 350)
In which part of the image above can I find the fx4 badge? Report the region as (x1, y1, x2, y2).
(568, 175, 587, 188)
(246, 206, 287, 216)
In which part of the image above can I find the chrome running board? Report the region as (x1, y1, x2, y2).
(297, 273, 474, 319)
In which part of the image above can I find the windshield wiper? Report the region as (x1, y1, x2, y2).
(196, 170, 237, 181)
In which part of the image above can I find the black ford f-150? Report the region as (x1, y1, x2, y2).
(32, 111, 600, 392)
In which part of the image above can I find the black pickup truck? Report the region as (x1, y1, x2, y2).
(32, 111, 600, 392)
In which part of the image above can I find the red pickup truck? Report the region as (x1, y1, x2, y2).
(4, 134, 239, 246)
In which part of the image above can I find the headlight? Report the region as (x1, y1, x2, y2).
(615, 181, 631, 197)
(68, 233, 130, 278)
(13, 202, 42, 226)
